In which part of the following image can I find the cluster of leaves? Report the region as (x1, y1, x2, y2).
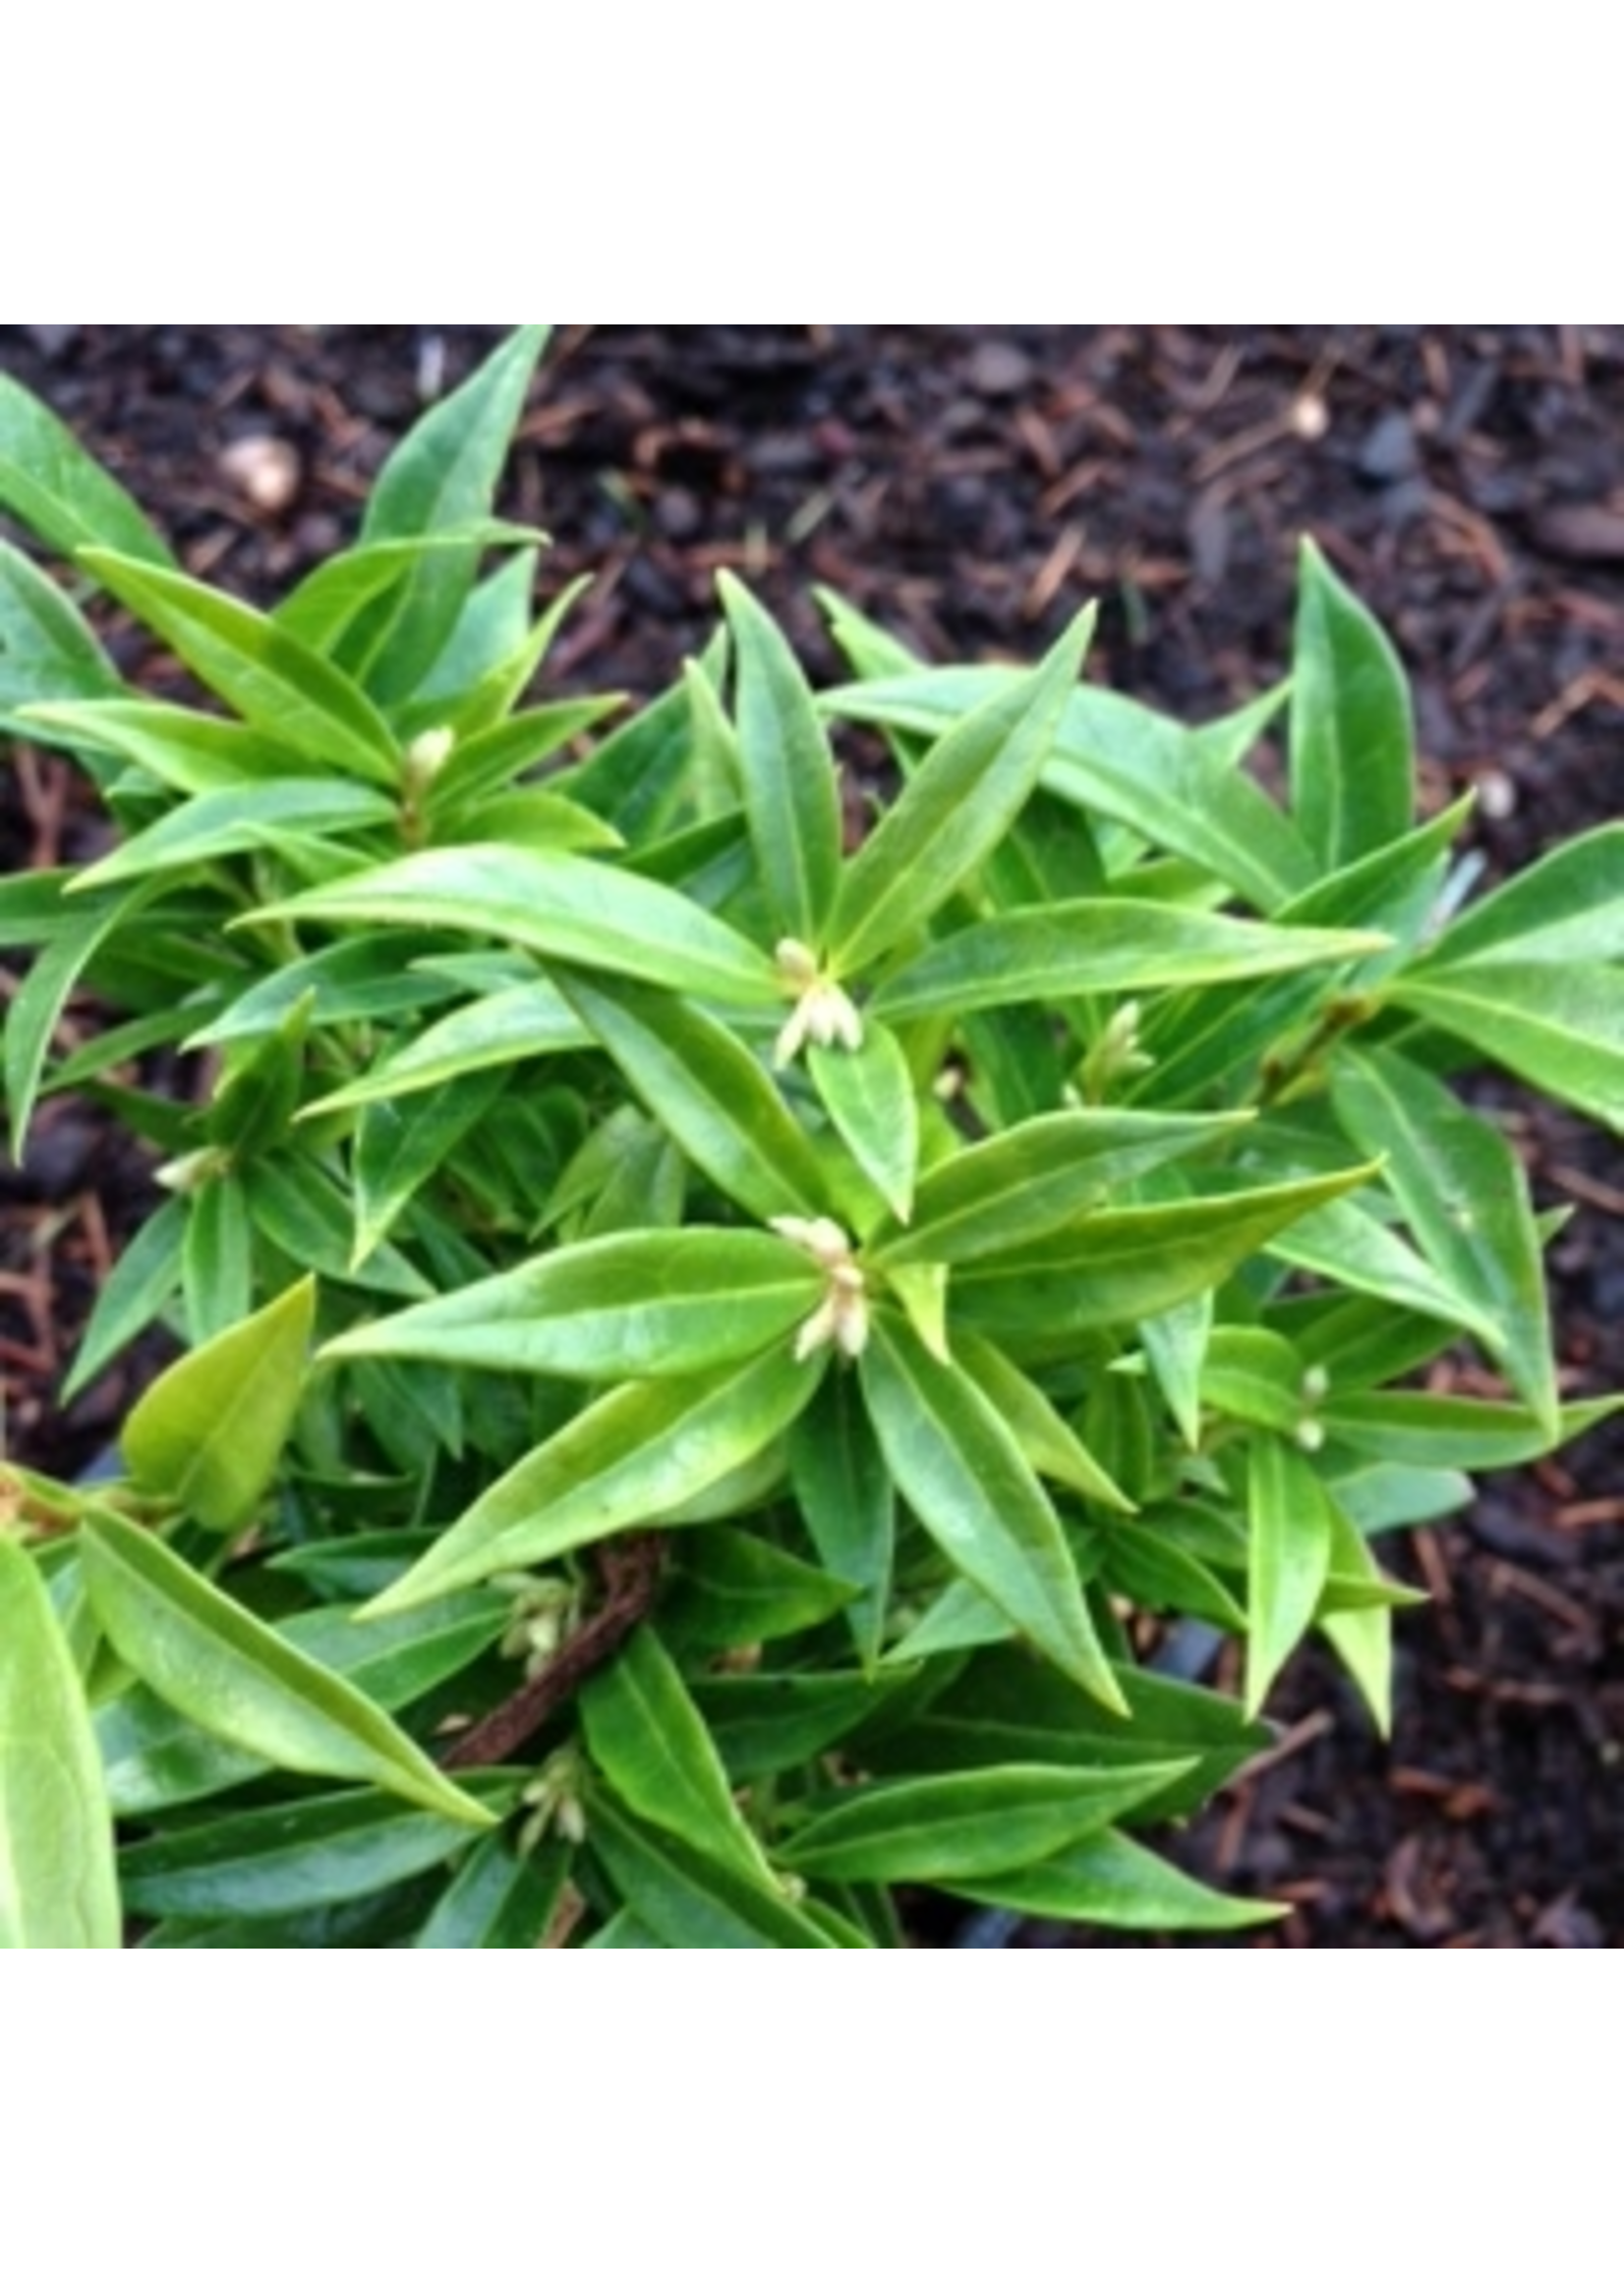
(2, 328, 1619, 1948)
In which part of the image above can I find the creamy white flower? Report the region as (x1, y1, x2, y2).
(773, 937, 863, 1067)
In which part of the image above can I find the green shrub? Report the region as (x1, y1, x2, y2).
(2, 326, 1618, 1947)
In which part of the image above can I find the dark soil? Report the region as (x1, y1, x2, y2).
(3, 324, 1621, 1946)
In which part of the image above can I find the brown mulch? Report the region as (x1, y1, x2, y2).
(2, 324, 1621, 1946)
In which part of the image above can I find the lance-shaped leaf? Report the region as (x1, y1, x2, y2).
(787, 1366, 896, 1666)
(0, 1534, 121, 1949)
(350, 1067, 512, 1260)
(246, 844, 781, 1009)
(5, 880, 146, 1157)
(356, 324, 551, 701)
(1416, 821, 1624, 969)
(953, 1329, 1133, 1511)
(954, 1162, 1376, 1352)
(120, 1277, 315, 1535)
(871, 1107, 1248, 1268)
(942, 1826, 1287, 1932)
(557, 970, 827, 1221)
(693, 1666, 918, 1782)
(0, 373, 172, 564)
(1389, 961, 1624, 1137)
(580, 1626, 771, 1882)
(1331, 1046, 1555, 1431)
(79, 550, 400, 784)
(1245, 1434, 1335, 1719)
(300, 982, 585, 1117)
(80, 1508, 494, 1826)
(871, 901, 1386, 1025)
(809, 1022, 919, 1225)
(1319, 1390, 1621, 1470)
(415, 1831, 572, 1950)
(1290, 538, 1415, 871)
(118, 1783, 510, 1921)
(585, 1785, 840, 1950)
(28, 698, 327, 797)
(859, 1313, 1126, 1710)
(68, 780, 396, 893)
(325, 1228, 821, 1379)
(367, 1343, 828, 1616)
(827, 671, 1314, 911)
(1265, 1192, 1503, 1346)
(1317, 1491, 1400, 1736)
(718, 571, 842, 945)
(777, 1758, 1193, 1883)
(0, 540, 122, 730)
(825, 609, 1093, 976)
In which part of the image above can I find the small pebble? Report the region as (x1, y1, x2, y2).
(964, 340, 1033, 398)
(219, 434, 302, 514)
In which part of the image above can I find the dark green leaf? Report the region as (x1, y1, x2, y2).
(1290, 537, 1414, 870)
(944, 1826, 1287, 1931)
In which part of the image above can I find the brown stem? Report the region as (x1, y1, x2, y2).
(440, 1533, 667, 1770)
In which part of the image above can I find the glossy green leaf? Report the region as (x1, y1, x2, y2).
(120, 1277, 314, 1533)
(356, 324, 551, 700)
(1245, 1434, 1335, 1718)
(70, 780, 395, 892)
(1265, 1191, 1502, 1346)
(0, 1534, 120, 1949)
(658, 1529, 857, 1652)
(0, 373, 172, 564)
(558, 970, 827, 1220)
(303, 982, 585, 1117)
(809, 1022, 919, 1224)
(954, 1163, 1376, 1352)
(692, 1667, 918, 1782)
(862, 1651, 1267, 1813)
(826, 610, 1091, 974)
(871, 901, 1384, 1025)
(26, 697, 322, 794)
(351, 1068, 510, 1260)
(719, 571, 842, 944)
(326, 1228, 820, 1378)
(1320, 1390, 1621, 1470)
(1389, 961, 1624, 1136)
(585, 1785, 839, 1950)
(953, 1330, 1133, 1510)
(275, 525, 536, 655)
(579, 1626, 770, 1881)
(248, 844, 781, 1009)
(61, 1195, 187, 1400)
(1418, 821, 1624, 969)
(944, 1826, 1287, 1932)
(787, 1366, 896, 1665)
(828, 671, 1314, 910)
(860, 1314, 1126, 1709)
(99, 1589, 508, 1815)
(1332, 1046, 1555, 1429)
(180, 1173, 255, 1346)
(0, 540, 122, 728)
(1099, 1521, 1246, 1630)
(120, 1783, 506, 1920)
(79, 549, 401, 784)
(243, 1154, 432, 1298)
(369, 1343, 828, 1615)
(872, 1107, 1247, 1268)
(780, 1758, 1190, 1884)
(81, 1507, 494, 1826)
(5, 882, 143, 1158)
(423, 696, 624, 823)
(1290, 538, 1414, 870)
(415, 1831, 571, 1949)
